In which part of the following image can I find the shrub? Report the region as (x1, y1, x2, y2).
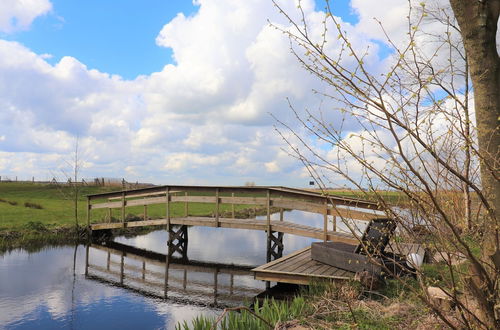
(24, 202, 43, 209)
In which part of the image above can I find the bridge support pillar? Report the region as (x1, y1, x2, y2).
(267, 231, 284, 262)
(167, 225, 188, 260)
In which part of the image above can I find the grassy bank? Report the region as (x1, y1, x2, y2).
(176, 280, 445, 329)
(0, 182, 276, 251)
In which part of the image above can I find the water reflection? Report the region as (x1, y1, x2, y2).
(85, 241, 262, 307)
(0, 245, 214, 329)
(1, 210, 365, 329)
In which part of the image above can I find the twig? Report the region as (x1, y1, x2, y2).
(209, 306, 273, 330)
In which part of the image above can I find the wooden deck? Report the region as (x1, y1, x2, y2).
(252, 247, 355, 285)
(90, 217, 358, 244)
(252, 242, 427, 285)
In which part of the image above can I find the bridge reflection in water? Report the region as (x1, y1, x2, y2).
(84, 241, 265, 307)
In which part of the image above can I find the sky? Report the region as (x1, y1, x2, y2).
(0, 0, 414, 186)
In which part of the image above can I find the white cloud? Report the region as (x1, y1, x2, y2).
(0, 0, 52, 33)
(0, 0, 457, 187)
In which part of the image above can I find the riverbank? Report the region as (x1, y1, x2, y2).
(177, 280, 450, 329)
(0, 181, 287, 251)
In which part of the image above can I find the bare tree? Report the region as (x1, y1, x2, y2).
(53, 137, 83, 229)
(273, 0, 498, 328)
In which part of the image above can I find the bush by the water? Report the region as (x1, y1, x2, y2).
(24, 202, 43, 209)
(0, 198, 18, 206)
(23, 221, 48, 231)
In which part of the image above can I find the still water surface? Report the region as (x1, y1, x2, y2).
(0, 211, 368, 329)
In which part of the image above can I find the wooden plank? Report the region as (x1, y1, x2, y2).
(270, 253, 309, 272)
(127, 196, 166, 207)
(108, 191, 180, 200)
(303, 261, 329, 275)
(91, 201, 122, 209)
(253, 247, 310, 271)
(328, 207, 381, 221)
(292, 259, 318, 274)
(274, 252, 312, 273)
(311, 242, 381, 274)
(125, 219, 168, 228)
(272, 198, 325, 214)
(219, 196, 267, 205)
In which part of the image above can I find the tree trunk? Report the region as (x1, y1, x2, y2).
(448, 0, 499, 327)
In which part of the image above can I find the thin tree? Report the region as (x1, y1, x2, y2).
(273, 0, 498, 328)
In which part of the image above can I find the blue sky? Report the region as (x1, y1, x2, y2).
(0, 0, 409, 186)
(4, 0, 200, 79)
(3, 0, 358, 79)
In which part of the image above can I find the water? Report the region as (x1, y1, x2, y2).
(0, 210, 368, 329)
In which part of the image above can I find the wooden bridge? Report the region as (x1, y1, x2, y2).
(87, 185, 383, 241)
(86, 185, 389, 284)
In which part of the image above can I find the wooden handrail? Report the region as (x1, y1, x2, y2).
(86, 186, 385, 235)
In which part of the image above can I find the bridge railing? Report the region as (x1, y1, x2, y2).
(86, 185, 385, 241)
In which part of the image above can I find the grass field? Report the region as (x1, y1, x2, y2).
(0, 182, 118, 232)
(0, 182, 267, 232)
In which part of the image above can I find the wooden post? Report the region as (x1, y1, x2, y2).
(86, 197, 91, 226)
(143, 197, 148, 221)
(215, 188, 220, 227)
(142, 261, 146, 280)
(266, 189, 271, 233)
(107, 252, 111, 270)
(323, 199, 328, 242)
(108, 207, 112, 223)
(166, 187, 170, 231)
(278, 195, 284, 221)
(184, 191, 188, 217)
(332, 210, 337, 232)
(121, 192, 125, 224)
(231, 192, 235, 218)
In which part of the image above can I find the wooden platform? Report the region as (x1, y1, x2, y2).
(90, 217, 358, 244)
(252, 247, 355, 285)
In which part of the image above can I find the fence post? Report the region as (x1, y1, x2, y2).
(231, 192, 235, 218)
(267, 189, 271, 233)
(87, 196, 91, 226)
(279, 194, 284, 221)
(184, 191, 188, 217)
(121, 191, 126, 224)
(215, 188, 220, 227)
(166, 187, 170, 231)
(323, 198, 328, 242)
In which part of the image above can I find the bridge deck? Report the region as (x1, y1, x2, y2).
(252, 247, 355, 285)
(90, 216, 357, 244)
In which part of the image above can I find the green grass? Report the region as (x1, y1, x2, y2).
(176, 296, 308, 330)
(326, 189, 408, 205)
(0, 182, 269, 232)
(176, 280, 431, 329)
(0, 182, 118, 232)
